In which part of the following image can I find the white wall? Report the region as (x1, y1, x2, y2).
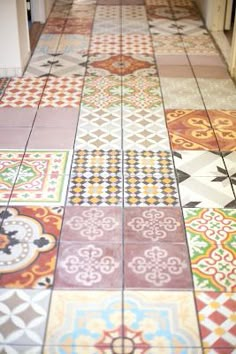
(31, 0, 55, 23)
(195, 0, 226, 31)
(0, 0, 30, 76)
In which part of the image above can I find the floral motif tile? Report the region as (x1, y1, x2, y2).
(195, 292, 236, 348)
(0, 207, 62, 288)
(124, 150, 179, 206)
(75, 107, 121, 150)
(0, 289, 51, 345)
(122, 5, 147, 20)
(152, 34, 185, 54)
(172, 5, 201, 20)
(49, 52, 88, 77)
(90, 34, 121, 54)
(183, 208, 236, 245)
(173, 151, 226, 178)
(125, 242, 192, 288)
(87, 54, 157, 76)
(10, 151, 72, 205)
(147, 5, 173, 20)
(56, 34, 90, 54)
(93, 20, 121, 34)
(0, 151, 24, 205)
(166, 109, 219, 150)
(149, 19, 179, 35)
(182, 35, 218, 55)
(124, 207, 186, 242)
(160, 78, 204, 109)
(0, 345, 42, 354)
(95, 5, 121, 20)
(45, 291, 122, 346)
(203, 349, 236, 354)
(122, 34, 153, 54)
(23, 53, 55, 78)
(178, 176, 236, 208)
(55, 242, 122, 288)
(122, 76, 162, 110)
(124, 291, 201, 347)
(82, 76, 121, 111)
(223, 153, 236, 186)
(197, 79, 236, 110)
(207, 110, 236, 151)
(67, 150, 122, 206)
(40, 77, 84, 107)
(188, 241, 235, 291)
(176, 19, 207, 35)
(61, 206, 122, 242)
(0, 78, 46, 108)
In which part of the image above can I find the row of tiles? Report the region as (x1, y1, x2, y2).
(0, 150, 236, 207)
(0, 205, 235, 290)
(0, 289, 235, 349)
(1, 76, 236, 111)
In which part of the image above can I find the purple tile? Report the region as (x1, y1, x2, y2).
(55, 242, 122, 289)
(34, 108, 79, 128)
(27, 127, 76, 149)
(0, 128, 31, 148)
(124, 207, 186, 242)
(125, 243, 192, 289)
(61, 206, 122, 242)
(0, 108, 37, 127)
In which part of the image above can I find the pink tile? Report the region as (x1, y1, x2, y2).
(34, 108, 79, 128)
(124, 207, 186, 243)
(27, 127, 76, 149)
(55, 242, 122, 289)
(0, 108, 37, 127)
(125, 243, 192, 289)
(188, 55, 225, 67)
(157, 55, 189, 65)
(0, 128, 31, 148)
(158, 65, 193, 78)
(61, 206, 122, 242)
(193, 66, 230, 79)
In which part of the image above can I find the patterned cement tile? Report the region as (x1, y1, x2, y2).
(122, 76, 162, 110)
(124, 207, 186, 243)
(95, 5, 121, 20)
(223, 153, 236, 186)
(160, 78, 204, 109)
(124, 291, 201, 347)
(173, 151, 226, 178)
(0, 289, 51, 345)
(75, 107, 121, 150)
(10, 151, 72, 206)
(63, 22, 93, 35)
(178, 176, 236, 208)
(56, 34, 90, 54)
(124, 150, 179, 206)
(197, 79, 236, 110)
(43, 18, 66, 34)
(23, 53, 55, 78)
(0, 345, 42, 354)
(0, 78, 9, 98)
(122, 34, 153, 54)
(0, 206, 62, 288)
(89, 34, 121, 54)
(81, 76, 121, 111)
(49, 52, 88, 77)
(55, 242, 122, 288)
(172, 5, 201, 20)
(87, 54, 157, 76)
(148, 19, 178, 35)
(45, 291, 122, 346)
(61, 206, 122, 242)
(188, 240, 236, 291)
(125, 242, 192, 289)
(122, 5, 147, 20)
(203, 349, 236, 354)
(40, 77, 84, 107)
(207, 110, 236, 151)
(182, 35, 218, 55)
(146, 5, 173, 20)
(152, 34, 185, 54)
(121, 20, 150, 34)
(67, 150, 122, 206)
(123, 111, 170, 151)
(195, 292, 236, 348)
(0, 151, 24, 205)
(175, 19, 207, 35)
(183, 208, 236, 245)
(34, 34, 61, 54)
(0, 78, 46, 108)
(93, 20, 121, 34)
(166, 109, 219, 151)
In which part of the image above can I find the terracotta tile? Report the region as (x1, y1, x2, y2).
(125, 242, 192, 289)
(0, 289, 51, 345)
(166, 109, 219, 150)
(195, 292, 236, 348)
(61, 206, 122, 242)
(34, 107, 79, 128)
(124, 207, 186, 242)
(0, 108, 37, 127)
(55, 242, 122, 288)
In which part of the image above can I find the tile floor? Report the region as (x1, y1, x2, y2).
(0, 0, 236, 353)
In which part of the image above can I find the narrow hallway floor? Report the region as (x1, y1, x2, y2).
(0, 0, 235, 353)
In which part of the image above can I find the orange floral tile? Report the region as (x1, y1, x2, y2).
(208, 110, 236, 151)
